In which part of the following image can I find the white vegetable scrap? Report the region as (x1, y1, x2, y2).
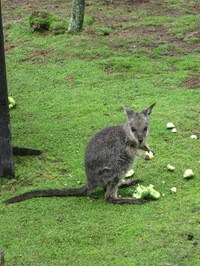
(170, 187, 177, 193)
(183, 169, 194, 179)
(133, 184, 160, 200)
(125, 169, 135, 178)
(190, 135, 198, 139)
(171, 128, 177, 133)
(133, 185, 149, 199)
(8, 97, 16, 109)
(145, 151, 154, 159)
(167, 164, 175, 171)
(166, 122, 175, 129)
(147, 184, 161, 199)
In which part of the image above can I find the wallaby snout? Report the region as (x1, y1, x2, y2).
(137, 133, 146, 144)
(138, 139, 143, 144)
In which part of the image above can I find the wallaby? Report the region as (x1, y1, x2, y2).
(3, 103, 156, 205)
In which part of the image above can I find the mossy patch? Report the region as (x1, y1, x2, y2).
(29, 10, 68, 35)
(29, 11, 52, 32)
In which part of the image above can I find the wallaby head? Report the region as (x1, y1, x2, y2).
(123, 103, 156, 147)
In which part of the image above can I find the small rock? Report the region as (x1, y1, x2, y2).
(103, 31, 110, 36)
(187, 233, 194, 241)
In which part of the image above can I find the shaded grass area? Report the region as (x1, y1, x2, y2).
(0, 0, 200, 265)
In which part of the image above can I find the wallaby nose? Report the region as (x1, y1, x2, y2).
(138, 139, 143, 144)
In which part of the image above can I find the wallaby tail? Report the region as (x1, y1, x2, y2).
(3, 185, 89, 205)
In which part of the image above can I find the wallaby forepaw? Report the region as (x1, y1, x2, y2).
(144, 154, 150, 160)
(134, 179, 143, 184)
(118, 179, 143, 189)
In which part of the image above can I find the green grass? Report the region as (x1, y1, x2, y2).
(0, 0, 200, 265)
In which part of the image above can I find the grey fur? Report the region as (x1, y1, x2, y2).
(3, 103, 155, 205)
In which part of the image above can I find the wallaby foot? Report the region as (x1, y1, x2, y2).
(106, 197, 147, 205)
(118, 179, 142, 188)
(86, 190, 101, 199)
(105, 181, 147, 205)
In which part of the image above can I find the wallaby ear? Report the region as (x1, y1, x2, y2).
(142, 102, 156, 116)
(122, 106, 136, 120)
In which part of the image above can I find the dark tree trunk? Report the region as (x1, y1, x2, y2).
(0, 2, 14, 178)
(68, 0, 85, 33)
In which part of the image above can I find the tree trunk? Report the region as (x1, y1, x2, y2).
(68, 0, 85, 34)
(0, 2, 14, 178)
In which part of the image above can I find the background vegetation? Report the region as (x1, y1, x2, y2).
(0, 0, 199, 265)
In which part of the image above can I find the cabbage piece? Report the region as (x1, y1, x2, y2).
(170, 187, 177, 193)
(133, 185, 149, 199)
(190, 135, 198, 139)
(167, 164, 175, 171)
(166, 122, 175, 129)
(8, 97, 16, 109)
(147, 184, 161, 199)
(125, 169, 135, 178)
(133, 184, 160, 200)
(183, 169, 194, 179)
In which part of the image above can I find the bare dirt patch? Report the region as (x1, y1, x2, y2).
(2, 0, 200, 58)
(183, 76, 200, 89)
(4, 42, 15, 51)
(2, 0, 71, 21)
(90, 0, 200, 56)
(19, 49, 51, 63)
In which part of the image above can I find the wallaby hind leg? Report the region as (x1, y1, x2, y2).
(105, 181, 147, 205)
(118, 179, 142, 189)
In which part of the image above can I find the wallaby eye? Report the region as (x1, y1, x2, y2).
(131, 127, 136, 133)
(143, 126, 148, 131)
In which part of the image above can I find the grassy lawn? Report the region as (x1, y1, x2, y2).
(0, 0, 199, 265)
